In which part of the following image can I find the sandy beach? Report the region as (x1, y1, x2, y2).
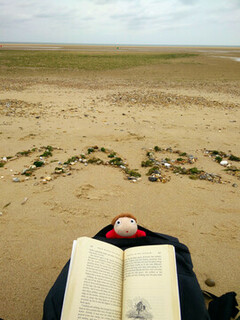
(0, 44, 239, 320)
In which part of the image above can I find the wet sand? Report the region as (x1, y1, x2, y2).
(0, 45, 239, 320)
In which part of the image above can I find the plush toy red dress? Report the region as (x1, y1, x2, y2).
(106, 213, 146, 239)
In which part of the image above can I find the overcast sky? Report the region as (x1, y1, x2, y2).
(0, 0, 239, 46)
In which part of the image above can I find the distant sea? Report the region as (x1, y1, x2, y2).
(1, 42, 240, 48)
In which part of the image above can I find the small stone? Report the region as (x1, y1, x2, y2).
(164, 163, 171, 168)
(55, 169, 63, 174)
(205, 278, 215, 287)
(13, 177, 20, 182)
(220, 160, 228, 166)
(21, 197, 28, 205)
(0, 212, 2, 216)
(161, 177, 169, 183)
(189, 156, 196, 164)
(127, 177, 136, 180)
(3, 202, 11, 209)
(232, 183, 238, 188)
(45, 176, 52, 181)
(148, 176, 158, 182)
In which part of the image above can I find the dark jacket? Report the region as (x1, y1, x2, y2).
(42, 225, 210, 320)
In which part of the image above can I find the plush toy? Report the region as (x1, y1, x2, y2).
(106, 213, 146, 239)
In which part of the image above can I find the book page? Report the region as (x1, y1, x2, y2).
(122, 245, 181, 320)
(62, 239, 77, 304)
(61, 237, 123, 320)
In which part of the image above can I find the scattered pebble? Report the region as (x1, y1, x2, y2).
(4, 144, 238, 185)
(205, 278, 216, 287)
(3, 203, 11, 210)
(130, 179, 137, 183)
(55, 168, 64, 174)
(148, 176, 158, 182)
(21, 197, 28, 205)
(220, 160, 228, 166)
(107, 91, 239, 110)
(128, 177, 137, 181)
(199, 173, 222, 183)
(0, 99, 44, 117)
(164, 163, 171, 168)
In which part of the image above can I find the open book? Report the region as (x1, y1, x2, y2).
(61, 237, 181, 320)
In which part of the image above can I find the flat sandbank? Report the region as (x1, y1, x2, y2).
(0, 48, 239, 320)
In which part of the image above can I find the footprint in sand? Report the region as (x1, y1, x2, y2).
(18, 133, 37, 141)
(75, 184, 123, 200)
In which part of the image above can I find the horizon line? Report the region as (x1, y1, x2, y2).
(0, 41, 240, 48)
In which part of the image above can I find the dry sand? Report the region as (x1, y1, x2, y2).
(0, 45, 239, 320)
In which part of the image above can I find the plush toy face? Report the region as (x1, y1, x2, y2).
(114, 217, 138, 237)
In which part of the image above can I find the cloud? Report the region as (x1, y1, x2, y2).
(92, 0, 130, 3)
(108, 0, 194, 31)
(178, 0, 197, 5)
(0, 1, 80, 29)
(33, 9, 76, 21)
(0, 0, 239, 45)
(231, 0, 240, 7)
